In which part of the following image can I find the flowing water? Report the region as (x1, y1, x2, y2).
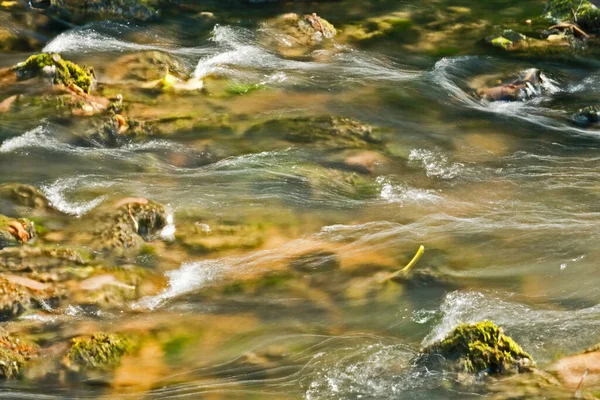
(1, 0, 600, 398)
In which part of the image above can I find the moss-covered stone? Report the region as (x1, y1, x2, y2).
(245, 116, 382, 148)
(11, 53, 95, 93)
(0, 278, 31, 320)
(545, 0, 600, 32)
(422, 321, 534, 375)
(93, 199, 167, 255)
(64, 333, 133, 372)
(0, 332, 36, 379)
(0, 215, 36, 249)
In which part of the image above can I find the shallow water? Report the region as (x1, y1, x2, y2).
(2, 0, 600, 398)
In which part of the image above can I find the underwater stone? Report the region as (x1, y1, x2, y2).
(573, 105, 600, 125)
(421, 321, 534, 375)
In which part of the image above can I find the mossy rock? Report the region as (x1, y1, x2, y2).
(421, 321, 534, 375)
(271, 13, 336, 46)
(0, 215, 36, 250)
(545, 0, 600, 32)
(93, 199, 167, 255)
(245, 116, 382, 149)
(10, 53, 95, 93)
(0, 332, 36, 379)
(63, 333, 133, 372)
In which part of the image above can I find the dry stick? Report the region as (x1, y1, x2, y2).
(575, 369, 589, 398)
(388, 245, 425, 279)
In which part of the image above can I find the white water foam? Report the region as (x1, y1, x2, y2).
(377, 176, 442, 204)
(408, 149, 464, 179)
(41, 177, 109, 217)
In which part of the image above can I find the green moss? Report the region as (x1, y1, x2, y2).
(66, 333, 132, 371)
(0, 332, 36, 379)
(11, 53, 95, 93)
(423, 321, 534, 375)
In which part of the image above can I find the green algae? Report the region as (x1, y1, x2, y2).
(11, 53, 95, 93)
(422, 321, 534, 375)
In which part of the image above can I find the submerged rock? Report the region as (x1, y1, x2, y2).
(11, 53, 95, 94)
(63, 333, 133, 373)
(573, 105, 600, 125)
(476, 69, 543, 102)
(421, 321, 534, 375)
(85, 115, 154, 147)
(105, 51, 187, 82)
(245, 116, 382, 148)
(263, 13, 336, 58)
(0, 215, 36, 249)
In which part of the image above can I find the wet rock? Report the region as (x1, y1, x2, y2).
(63, 333, 133, 374)
(545, 0, 600, 33)
(245, 116, 382, 148)
(271, 13, 336, 46)
(0, 183, 53, 217)
(93, 198, 167, 255)
(421, 321, 534, 375)
(48, 0, 158, 22)
(573, 105, 600, 125)
(476, 69, 543, 102)
(546, 344, 600, 390)
(0, 278, 32, 320)
(11, 53, 95, 94)
(0, 332, 36, 379)
(0, 215, 36, 249)
(84, 115, 154, 147)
